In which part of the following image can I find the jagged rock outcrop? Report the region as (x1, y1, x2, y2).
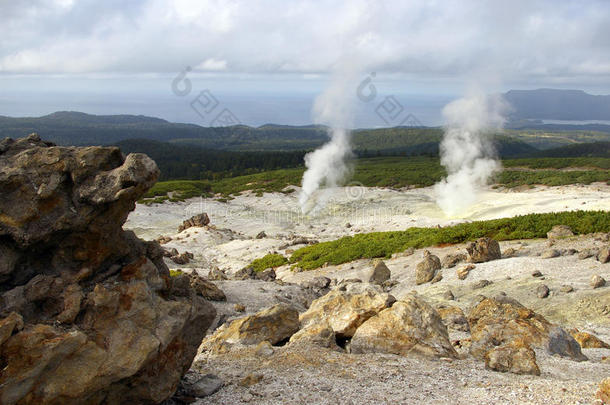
(0, 134, 216, 405)
(350, 294, 458, 359)
(466, 237, 501, 263)
(468, 295, 587, 376)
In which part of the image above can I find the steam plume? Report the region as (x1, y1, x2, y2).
(435, 89, 507, 217)
(299, 64, 359, 214)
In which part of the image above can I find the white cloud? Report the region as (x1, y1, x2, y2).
(0, 0, 608, 87)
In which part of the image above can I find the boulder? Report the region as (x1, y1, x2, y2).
(468, 296, 587, 366)
(255, 268, 276, 282)
(466, 237, 501, 263)
(350, 294, 457, 359)
(0, 135, 216, 405)
(568, 328, 610, 349)
(536, 284, 550, 298)
(484, 339, 540, 376)
(415, 250, 441, 285)
(177, 213, 210, 232)
(597, 378, 610, 404)
(288, 322, 339, 349)
(598, 246, 610, 263)
(234, 267, 256, 280)
(299, 283, 395, 338)
(541, 249, 560, 259)
(255, 231, 267, 239)
(441, 252, 467, 268)
(189, 274, 226, 301)
(456, 264, 475, 280)
(367, 259, 391, 285)
(591, 275, 606, 289)
(207, 267, 228, 281)
(578, 249, 597, 260)
(546, 225, 574, 239)
(436, 305, 470, 332)
(202, 304, 299, 352)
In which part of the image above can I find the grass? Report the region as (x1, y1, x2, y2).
(287, 210, 610, 270)
(169, 269, 183, 277)
(140, 156, 610, 204)
(249, 253, 288, 272)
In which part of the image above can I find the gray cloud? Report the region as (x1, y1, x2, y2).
(1, 0, 609, 86)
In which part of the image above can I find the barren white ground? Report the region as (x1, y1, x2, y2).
(126, 183, 610, 404)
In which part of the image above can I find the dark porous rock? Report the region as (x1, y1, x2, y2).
(598, 246, 610, 263)
(415, 250, 441, 285)
(471, 279, 493, 290)
(255, 231, 267, 239)
(178, 213, 210, 233)
(536, 284, 550, 298)
(190, 273, 226, 301)
(234, 266, 256, 280)
(367, 259, 391, 285)
(208, 267, 228, 281)
(466, 237, 501, 263)
(0, 135, 216, 405)
(441, 252, 467, 268)
(255, 268, 276, 282)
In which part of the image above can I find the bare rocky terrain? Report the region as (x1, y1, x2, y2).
(125, 186, 610, 405)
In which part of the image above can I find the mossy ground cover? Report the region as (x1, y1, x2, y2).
(140, 157, 610, 204)
(249, 253, 288, 272)
(287, 210, 610, 270)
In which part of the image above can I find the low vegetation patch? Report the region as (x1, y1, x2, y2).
(287, 210, 610, 270)
(249, 253, 288, 272)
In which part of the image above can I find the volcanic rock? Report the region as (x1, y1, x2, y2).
(350, 294, 457, 359)
(466, 237, 501, 263)
(202, 303, 299, 352)
(546, 224, 574, 239)
(569, 329, 610, 349)
(436, 305, 470, 332)
(299, 283, 395, 338)
(367, 259, 391, 285)
(537, 284, 550, 298)
(598, 246, 610, 263)
(541, 249, 560, 259)
(441, 252, 467, 268)
(484, 339, 540, 376)
(457, 264, 475, 280)
(415, 250, 441, 285)
(0, 135, 216, 404)
(468, 296, 587, 367)
(189, 273, 226, 301)
(591, 275, 606, 289)
(289, 322, 339, 349)
(597, 377, 610, 404)
(178, 213, 210, 232)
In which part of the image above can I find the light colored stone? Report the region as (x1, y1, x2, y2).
(299, 283, 395, 338)
(597, 377, 610, 404)
(350, 294, 457, 359)
(456, 264, 475, 280)
(541, 249, 560, 259)
(484, 339, 540, 376)
(568, 328, 610, 349)
(598, 246, 610, 263)
(546, 225, 574, 239)
(591, 275, 606, 289)
(436, 305, 470, 332)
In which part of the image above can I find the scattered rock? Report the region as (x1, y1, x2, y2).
(597, 377, 610, 404)
(208, 267, 228, 281)
(443, 290, 455, 301)
(178, 213, 210, 232)
(484, 339, 540, 376)
(441, 252, 467, 268)
(541, 249, 560, 259)
(239, 373, 264, 387)
(302, 276, 331, 291)
(186, 374, 224, 397)
(415, 250, 441, 285)
(157, 235, 172, 244)
(568, 328, 610, 349)
(468, 296, 587, 367)
(350, 294, 458, 359)
(289, 322, 339, 349)
(392, 247, 415, 258)
(456, 264, 475, 280)
(202, 304, 299, 352)
(546, 225, 574, 239)
(578, 249, 597, 260)
(234, 267, 256, 280)
(254, 341, 275, 357)
(190, 274, 226, 301)
(436, 305, 470, 332)
(466, 237, 501, 263)
(171, 251, 194, 265)
(502, 247, 517, 258)
(598, 246, 610, 263)
(591, 275, 606, 289)
(536, 284, 550, 298)
(299, 283, 395, 338)
(531, 270, 543, 278)
(471, 279, 492, 289)
(430, 271, 443, 284)
(255, 268, 276, 282)
(234, 303, 246, 312)
(255, 231, 267, 239)
(367, 259, 391, 285)
(560, 285, 574, 293)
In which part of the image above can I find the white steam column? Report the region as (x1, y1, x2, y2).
(435, 90, 507, 217)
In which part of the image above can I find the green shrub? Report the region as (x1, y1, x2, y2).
(287, 210, 610, 270)
(249, 253, 288, 272)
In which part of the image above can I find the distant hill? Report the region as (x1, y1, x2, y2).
(504, 89, 610, 121)
(532, 141, 610, 158)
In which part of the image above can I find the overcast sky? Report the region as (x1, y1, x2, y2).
(1, 0, 609, 123)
